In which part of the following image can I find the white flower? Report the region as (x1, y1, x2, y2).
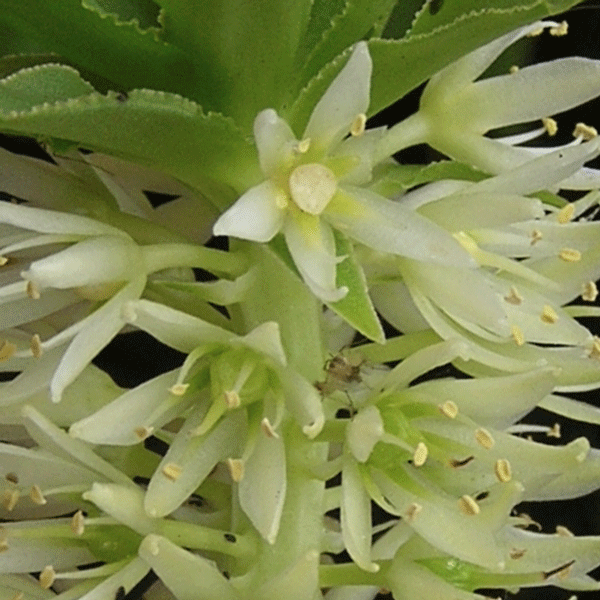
(380, 21, 600, 189)
(214, 42, 473, 302)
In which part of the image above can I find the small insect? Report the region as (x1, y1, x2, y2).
(315, 353, 364, 397)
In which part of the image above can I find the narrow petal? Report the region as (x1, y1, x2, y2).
(50, 275, 146, 402)
(254, 109, 298, 176)
(212, 181, 285, 242)
(239, 428, 286, 544)
(463, 58, 600, 131)
(283, 211, 348, 302)
(327, 187, 475, 268)
(304, 42, 372, 151)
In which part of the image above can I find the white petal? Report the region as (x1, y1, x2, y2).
(254, 109, 298, 176)
(213, 181, 285, 242)
(239, 428, 286, 544)
(304, 42, 372, 151)
(23, 236, 143, 289)
(50, 275, 146, 403)
(75, 558, 150, 600)
(283, 212, 347, 302)
(464, 58, 600, 131)
(326, 187, 475, 267)
(0, 202, 128, 237)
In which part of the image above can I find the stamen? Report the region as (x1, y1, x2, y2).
(274, 188, 289, 209)
(549, 20, 568, 36)
(458, 494, 480, 515)
(39, 565, 56, 589)
(134, 426, 154, 440)
(71, 510, 85, 535)
(226, 458, 244, 482)
(0, 256, 7, 266)
(162, 463, 183, 482)
(511, 325, 525, 346)
(26, 280, 40, 299)
(260, 417, 279, 439)
(30, 484, 47, 506)
(530, 229, 543, 245)
(556, 525, 574, 537)
(475, 428, 494, 449)
(438, 400, 458, 419)
(405, 502, 422, 522)
(527, 26, 545, 37)
(557, 203, 574, 224)
(573, 122, 598, 141)
(30, 334, 43, 358)
(5, 472, 18, 484)
(169, 383, 189, 396)
(559, 248, 581, 262)
(224, 390, 241, 409)
(541, 305, 559, 324)
(590, 337, 600, 360)
(412, 442, 428, 467)
(542, 117, 558, 136)
(504, 286, 523, 305)
(494, 459, 512, 482)
(350, 113, 367, 137)
(509, 547, 527, 559)
(582, 281, 598, 302)
(546, 423, 561, 438)
(296, 138, 311, 154)
(2, 489, 19, 511)
(509, 65, 519, 74)
(0, 341, 16, 361)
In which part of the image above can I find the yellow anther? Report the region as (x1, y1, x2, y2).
(274, 188, 289, 209)
(475, 428, 495, 449)
(541, 305, 559, 324)
(226, 458, 244, 482)
(494, 459, 512, 483)
(458, 494, 480, 515)
(559, 247, 581, 262)
(30, 334, 43, 358)
(296, 138, 311, 154)
(549, 20, 568, 36)
(412, 442, 428, 467)
(71, 510, 85, 536)
(350, 113, 367, 137)
(509, 547, 527, 559)
(590, 337, 600, 360)
(26, 280, 40, 299)
(542, 117, 558, 136)
(530, 229, 543, 245)
(162, 463, 183, 482)
(39, 566, 56, 589)
(438, 400, 458, 419)
(582, 281, 598, 302)
(405, 502, 422, 522)
(0, 256, 7, 266)
(30, 484, 47, 506)
(504, 286, 523, 305)
(134, 426, 154, 440)
(260, 417, 279, 439)
(0, 340, 16, 362)
(557, 203, 574, 224)
(511, 325, 525, 346)
(573, 122, 598, 141)
(509, 65, 519, 74)
(2, 489, 19, 511)
(224, 390, 241, 409)
(169, 383, 189, 396)
(547, 423, 561, 438)
(556, 525, 574, 537)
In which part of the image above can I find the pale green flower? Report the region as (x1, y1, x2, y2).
(214, 42, 472, 302)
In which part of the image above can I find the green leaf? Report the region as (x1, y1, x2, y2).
(83, 0, 161, 30)
(154, 0, 313, 130)
(0, 71, 258, 203)
(368, 0, 583, 117)
(381, 0, 427, 39)
(0, 0, 196, 98)
(328, 231, 385, 344)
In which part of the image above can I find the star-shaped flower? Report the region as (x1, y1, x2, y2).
(214, 43, 473, 302)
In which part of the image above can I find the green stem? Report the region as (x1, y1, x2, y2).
(372, 112, 429, 164)
(143, 243, 248, 276)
